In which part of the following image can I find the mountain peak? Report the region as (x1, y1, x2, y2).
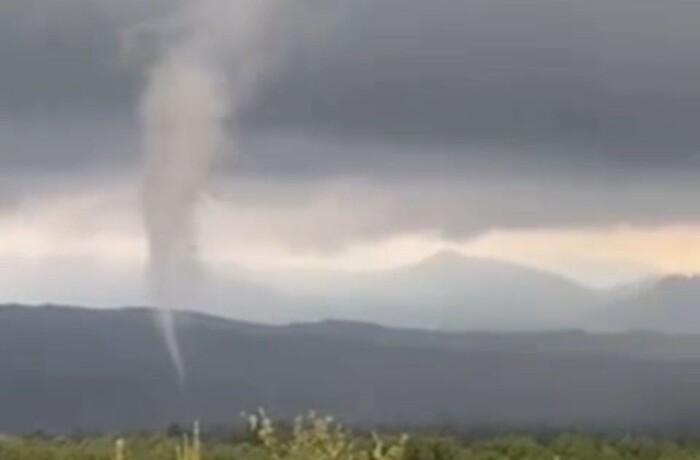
(420, 250, 471, 267)
(413, 250, 532, 275)
(409, 250, 495, 278)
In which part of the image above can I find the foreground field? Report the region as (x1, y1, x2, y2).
(2, 413, 700, 460)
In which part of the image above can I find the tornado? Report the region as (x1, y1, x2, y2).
(139, 0, 287, 384)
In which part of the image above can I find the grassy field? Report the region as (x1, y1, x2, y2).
(2, 412, 700, 459)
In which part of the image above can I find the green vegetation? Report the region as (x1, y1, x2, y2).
(2, 413, 700, 459)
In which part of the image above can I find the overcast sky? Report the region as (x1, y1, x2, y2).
(3, 0, 700, 307)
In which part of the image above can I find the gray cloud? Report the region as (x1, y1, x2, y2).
(247, 0, 700, 173)
(4, 0, 700, 246)
(210, 174, 700, 251)
(1, 2, 698, 142)
(3, 0, 700, 171)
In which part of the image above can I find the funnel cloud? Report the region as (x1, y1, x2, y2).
(140, 0, 287, 382)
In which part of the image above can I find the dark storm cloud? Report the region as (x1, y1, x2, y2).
(0, 1, 134, 116)
(0, 0, 170, 175)
(246, 0, 700, 175)
(4, 0, 700, 245)
(4, 0, 700, 174)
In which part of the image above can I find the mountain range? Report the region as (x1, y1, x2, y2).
(3, 303, 700, 433)
(3, 252, 700, 432)
(254, 251, 597, 330)
(234, 251, 697, 333)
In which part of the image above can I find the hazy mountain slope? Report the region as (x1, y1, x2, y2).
(268, 251, 598, 330)
(595, 275, 700, 333)
(4, 305, 700, 433)
(400, 251, 596, 330)
(598, 277, 660, 304)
